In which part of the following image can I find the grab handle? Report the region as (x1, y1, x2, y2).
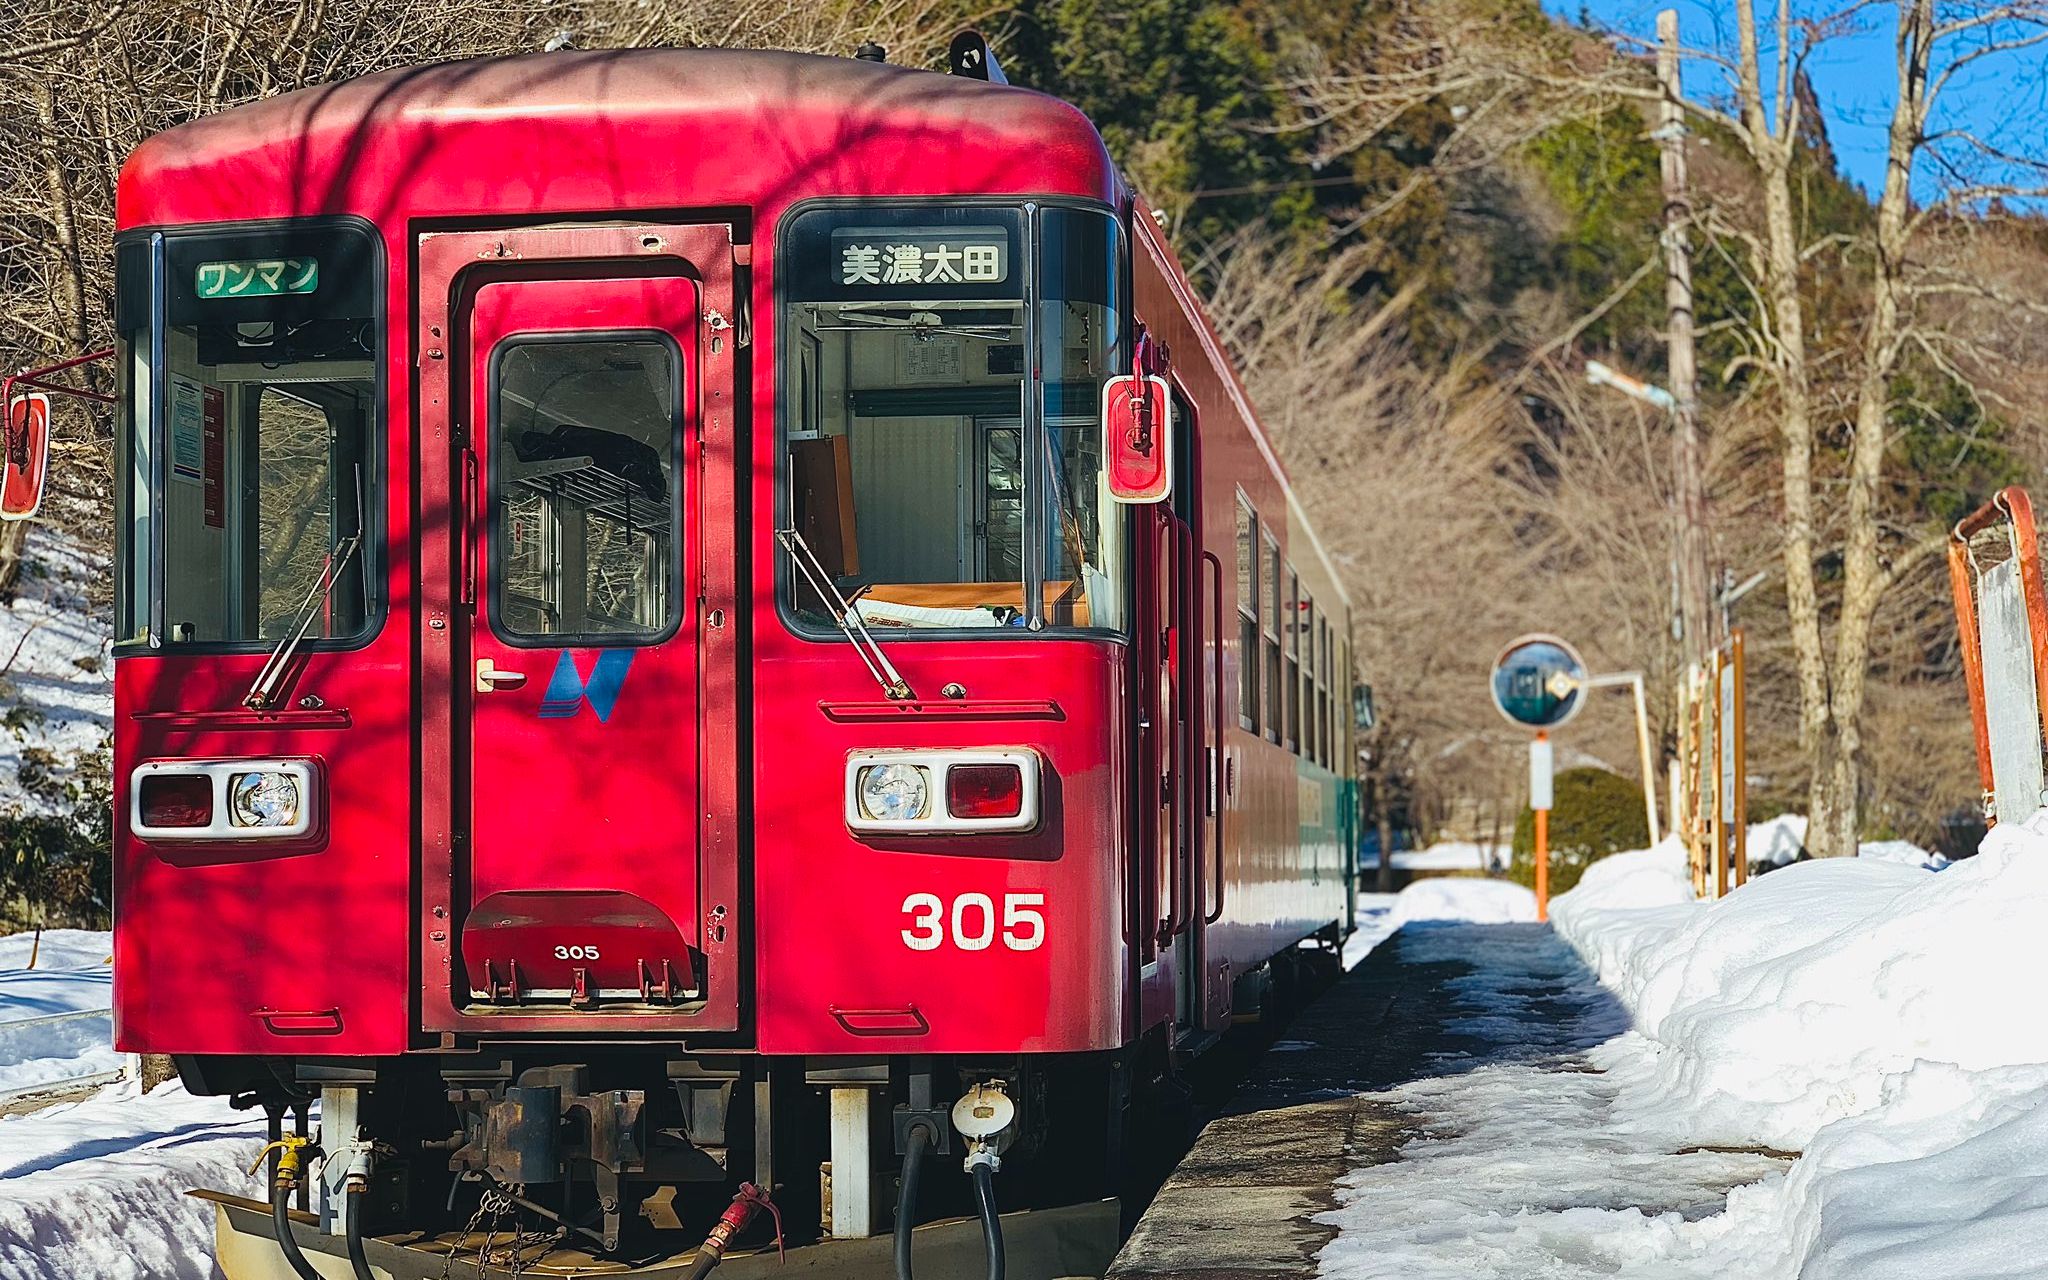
(1203, 549, 1227, 925)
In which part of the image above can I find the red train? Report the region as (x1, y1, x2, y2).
(89, 37, 1362, 1278)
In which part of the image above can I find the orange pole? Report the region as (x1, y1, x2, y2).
(1999, 488, 2048, 770)
(1534, 729, 1550, 923)
(1949, 536, 1996, 817)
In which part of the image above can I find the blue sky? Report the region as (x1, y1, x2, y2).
(1542, 2, 2048, 204)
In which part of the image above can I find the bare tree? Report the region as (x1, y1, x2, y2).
(1281, 1, 2048, 856)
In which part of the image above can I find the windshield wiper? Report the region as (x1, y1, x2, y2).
(244, 478, 365, 711)
(776, 527, 914, 701)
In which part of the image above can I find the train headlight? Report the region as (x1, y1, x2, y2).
(229, 771, 303, 828)
(846, 751, 1042, 834)
(858, 762, 930, 822)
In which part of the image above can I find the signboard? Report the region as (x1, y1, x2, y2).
(201, 386, 226, 529)
(1978, 558, 2048, 824)
(168, 376, 205, 484)
(832, 227, 1008, 288)
(1719, 659, 1737, 819)
(1529, 736, 1554, 810)
(0, 392, 50, 522)
(1489, 634, 1588, 730)
(194, 256, 319, 299)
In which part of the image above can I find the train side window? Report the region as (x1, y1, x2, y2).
(1318, 616, 1333, 767)
(490, 336, 680, 642)
(1262, 528, 1282, 746)
(1284, 566, 1301, 755)
(1235, 495, 1258, 732)
(1302, 593, 1317, 765)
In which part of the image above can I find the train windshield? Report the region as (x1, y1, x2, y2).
(781, 204, 1126, 633)
(114, 222, 379, 650)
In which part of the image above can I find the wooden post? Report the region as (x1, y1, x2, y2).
(1711, 647, 1727, 899)
(1659, 8, 1711, 663)
(1731, 628, 1749, 887)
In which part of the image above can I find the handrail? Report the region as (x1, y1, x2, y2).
(1163, 514, 1198, 940)
(1202, 548, 1227, 925)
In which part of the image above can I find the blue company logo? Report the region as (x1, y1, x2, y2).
(538, 650, 635, 722)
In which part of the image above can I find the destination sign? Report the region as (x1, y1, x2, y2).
(194, 257, 319, 300)
(832, 227, 1008, 288)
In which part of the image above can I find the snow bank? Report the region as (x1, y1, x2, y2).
(1386, 876, 1537, 927)
(0, 1080, 264, 1280)
(1360, 841, 1508, 873)
(1556, 818, 2046, 1151)
(1545, 809, 2048, 1276)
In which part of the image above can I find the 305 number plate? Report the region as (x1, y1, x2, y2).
(900, 892, 1044, 952)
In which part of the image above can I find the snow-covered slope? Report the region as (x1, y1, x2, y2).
(0, 533, 111, 816)
(0, 930, 116, 1094)
(0, 1081, 265, 1280)
(0, 926, 256, 1280)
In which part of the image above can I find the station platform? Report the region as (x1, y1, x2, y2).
(1107, 924, 1565, 1279)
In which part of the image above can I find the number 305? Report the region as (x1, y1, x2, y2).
(900, 892, 1044, 952)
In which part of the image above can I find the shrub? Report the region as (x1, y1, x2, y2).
(1510, 766, 1651, 896)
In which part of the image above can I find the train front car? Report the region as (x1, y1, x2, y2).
(108, 44, 1354, 1277)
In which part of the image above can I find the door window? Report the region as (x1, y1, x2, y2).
(490, 336, 681, 643)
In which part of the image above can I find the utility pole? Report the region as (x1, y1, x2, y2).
(1657, 8, 1712, 661)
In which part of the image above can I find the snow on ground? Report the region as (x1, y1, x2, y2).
(0, 533, 112, 815)
(0, 930, 117, 1093)
(1342, 893, 1400, 970)
(0, 1080, 266, 1280)
(0, 929, 259, 1279)
(1359, 840, 1508, 873)
(1386, 877, 1536, 928)
(1320, 813, 2045, 1278)
(1344, 877, 1537, 970)
(1317, 920, 1789, 1279)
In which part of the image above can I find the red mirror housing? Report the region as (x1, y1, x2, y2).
(1102, 374, 1173, 504)
(2, 391, 50, 522)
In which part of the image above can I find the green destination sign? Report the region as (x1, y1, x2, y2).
(194, 257, 319, 300)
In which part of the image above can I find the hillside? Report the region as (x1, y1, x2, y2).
(0, 0, 2042, 878)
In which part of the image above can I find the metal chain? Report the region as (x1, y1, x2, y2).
(437, 1188, 499, 1280)
(433, 1182, 570, 1280)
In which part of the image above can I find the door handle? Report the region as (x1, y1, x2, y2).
(475, 658, 527, 692)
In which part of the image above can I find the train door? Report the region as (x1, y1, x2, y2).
(414, 224, 742, 1033)
(1135, 394, 1202, 1038)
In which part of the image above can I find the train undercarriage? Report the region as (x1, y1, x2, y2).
(179, 1048, 1149, 1280)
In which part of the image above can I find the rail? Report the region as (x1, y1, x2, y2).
(0, 1007, 125, 1108)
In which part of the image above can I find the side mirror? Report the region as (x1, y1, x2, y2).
(1353, 682, 1376, 732)
(1, 391, 50, 522)
(1102, 374, 1173, 504)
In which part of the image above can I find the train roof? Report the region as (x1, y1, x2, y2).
(118, 48, 1121, 229)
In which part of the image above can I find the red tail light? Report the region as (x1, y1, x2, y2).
(946, 763, 1024, 820)
(138, 773, 213, 828)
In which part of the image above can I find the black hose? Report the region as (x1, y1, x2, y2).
(894, 1124, 931, 1280)
(971, 1161, 1004, 1280)
(270, 1179, 324, 1280)
(345, 1188, 376, 1280)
